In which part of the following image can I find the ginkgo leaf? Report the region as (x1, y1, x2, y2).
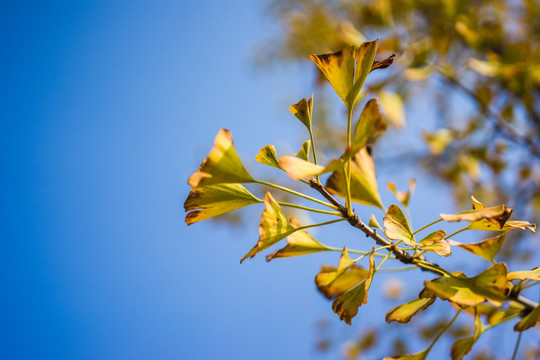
(378, 90, 405, 128)
(315, 247, 366, 299)
(448, 234, 505, 262)
(294, 141, 310, 161)
(255, 145, 281, 169)
(369, 215, 382, 230)
(332, 250, 375, 325)
(351, 98, 387, 150)
(385, 298, 436, 324)
(418, 230, 451, 256)
(310, 41, 378, 109)
(326, 148, 384, 208)
(474, 302, 525, 326)
(451, 310, 484, 360)
(514, 303, 540, 331)
(507, 267, 540, 281)
(371, 54, 396, 72)
(440, 205, 507, 223)
(290, 96, 313, 129)
(388, 179, 416, 208)
(468, 219, 536, 233)
(240, 192, 296, 263)
(188, 129, 254, 187)
(266, 218, 331, 261)
(384, 204, 415, 246)
(383, 349, 429, 360)
(421, 264, 510, 307)
(278, 156, 344, 180)
(184, 183, 260, 225)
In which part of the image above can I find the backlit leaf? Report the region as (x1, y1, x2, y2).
(332, 250, 375, 325)
(316, 264, 370, 300)
(369, 214, 382, 230)
(352, 40, 379, 105)
(188, 129, 254, 187)
(278, 156, 344, 180)
(294, 141, 310, 161)
(378, 90, 405, 128)
(383, 349, 429, 360)
(418, 230, 451, 256)
(255, 145, 281, 169)
(385, 298, 436, 324)
(507, 266, 540, 281)
(326, 148, 384, 208)
(384, 204, 415, 246)
(451, 310, 484, 360)
(184, 183, 259, 225)
(421, 264, 509, 307)
(514, 303, 540, 331)
(266, 218, 331, 261)
(240, 192, 296, 263)
(440, 205, 506, 223)
(388, 179, 416, 208)
(449, 234, 505, 262)
(289, 96, 313, 129)
(352, 98, 387, 150)
(371, 54, 396, 72)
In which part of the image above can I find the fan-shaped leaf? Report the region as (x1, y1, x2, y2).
(419, 230, 451, 256)
(451, 310, 485, 360)
(388, 179, 416, 208)
(352, 98, 387, 151)
(384, 205, 415, 246)
(278, 156, 344, 180)
(507, 267, 540, 281)
(294, 141, 310, 161)
(440, 205, 506, 223)
(369, 215, 382, 230)
(449, 234, 505, 262)
(255, 145, 281, 169)
(385, 298, 436, 324)
(514, 303, 540, 331)
(383, 349, 429, 360)
(184, 183, 259, 225)
(290, 96, 313, 129)
(188, 129, 254, 187)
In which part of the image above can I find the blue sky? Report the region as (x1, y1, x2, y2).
(2, 1, 537, 359)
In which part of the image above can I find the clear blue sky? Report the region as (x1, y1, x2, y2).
(2, 1, 536, 359)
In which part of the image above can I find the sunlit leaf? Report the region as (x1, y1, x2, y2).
(507, 266, 540, 281)
(388, 179, 416, 208)
(371, 54, 396, 72)
(384, 204, 415, 246)
(184, 183, 260, 225)
(332, 250, 375, 325)
(352, 40, 379, 104)
(369, 214, 382, 230)
(294, 141, 310, 161)
(240, 192, 296, 263)
(440, 205, 506, 223)
(423, 128, 453, 155)
(266, 218, 331, 261)
(315, 247, 368, 299)
(473, 302, 525, 326)
(352, 98, 387, 150)
(290, 96, 313, 129)
(255, 145, 281, 169)
(279, 155, 343, 180)
(448, 234, 505, 262)
(421, 264, 509, 307)
(378, 90, 405, 128)
(326, 148, 384, 208)
(514, 303, 540, 331)
(188, 129, 254, 187)
(468, 219, 537, 233)
(383, 349, 429, 360)
(418, 230, 451, 256)
(385, 298, 436, 324)
(451, 310, 484, 360)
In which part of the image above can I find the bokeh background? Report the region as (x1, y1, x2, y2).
(2, 1, 537, 359)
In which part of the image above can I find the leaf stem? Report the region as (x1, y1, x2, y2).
(426, 309, 462, 353)
(412, 218, 443, 235)
(255, 180, 338, 210)
(276, 201, 343, 216)
(297, 218, 347, 231)
(308, 126, 320, 185)
(377, 265, 418, 273)
(375, 252, 393, 271)
(445, 227, 468, 240)
(511, 331, 523, 360)
(327, 247, 392, 258)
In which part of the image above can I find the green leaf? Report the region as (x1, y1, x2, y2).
(326, 148, 384, 208)
(421, 264, 510, 307)
(451, 310, 484, 360)
(385, 298, 436, 324)
(384, 204, 415, 246)
(278, 156, 344, 180)
(351, 98, 387, 150)
(448, 234, 505, 262)
(388, 179, 416, 208)
(266, 218, 331, 261)
(188, 129, 254, 187)
(369, 214, 382, 230)
(315, 247, 368, 299)
(289, 96, 313, 129)
(332, 250, 375, 325)
(507, 266, 540, 281)
(418, 230, 451, 256)
(240, 192, 297, 263)
(184, 183, 260, 225)
(294, 141, 310, 161)
(255, 145, 281, 169)
(514, 303, 540, 331)
(352, 40, 379, 105)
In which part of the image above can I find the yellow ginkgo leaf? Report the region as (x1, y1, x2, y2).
(279, 156, 344, 180)
(421, 264, 509, 307)
(514, 303, 540, 331)
(188, 129, 254, 187)
(388, 179, 416, 208)
(507, 266, 540, 281)
(463, 197, 536, 232)
(289, 96, 313, 129)
(352, 98, 387, 150)
(184, 183, 260, 225)
(440, 205, 506, 223)
(266, 218, 331, 261)
(378, 90, 405, 128)
(448, 234, 505, 262)
(315, 247, 364, 299)
(310, 40, 378, 109)
(418, 230, 451, 256)
(383, 349, 429, 360)
(384, 204, 415, 246)
(326, 148, 384, 208)
(451, 310, 484, 360)
(371, 54, 396, 72)
(369, 214, 382, 230)
(385, 298, 436, 324)
(240, 192, 297, 263)
(332, 250, 375, 325)
(294, 141, 310, 161)
(255, 145, 281, 169)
